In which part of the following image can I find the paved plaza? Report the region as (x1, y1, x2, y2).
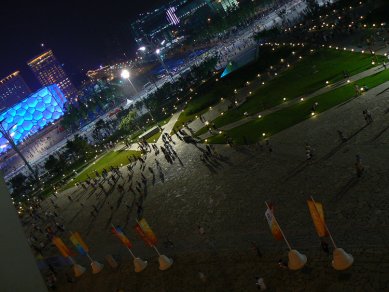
(45, 78, 389, 291)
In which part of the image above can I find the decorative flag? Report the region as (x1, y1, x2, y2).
(52, 236, 73, 258)
(265, 205, 283, 241)
(135, 218, 158, 246)
(111, 225, 132, 249)
(69, 232, 89, 256)
(307, 199, 328, 237)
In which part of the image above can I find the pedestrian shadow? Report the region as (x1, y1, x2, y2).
(333, 177, 359, 202)
(216, 155, 234, 166)
(158, 168, 165, 183)
(104, 212, 115, 229)
(283, 161, 310, 182)
(233, 146, 255, 157)
(206, 157, 223, 169)
(67, 208, 84, 224)
(115, 192, 124, 210)
(370, 124, 389, 142)
(85, 216, 97, 235)
(321, 125, 368, 161)
(177, 156, 184, 166)
(202, 161, 218, 174)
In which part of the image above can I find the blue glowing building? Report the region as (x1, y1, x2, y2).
(0, 84, 66, 152)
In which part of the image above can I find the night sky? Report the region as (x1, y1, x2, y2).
(0, 0, 167, 89)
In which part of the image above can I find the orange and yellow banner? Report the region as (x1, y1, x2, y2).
(265, 207, 283, 241)
(52, 236, 73, 258)
(307, 199, 328, 238)
(69, 232, 89, 255)
(135, 218, 158, 246)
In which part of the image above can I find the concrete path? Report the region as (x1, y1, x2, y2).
(197, 61, 388, 140)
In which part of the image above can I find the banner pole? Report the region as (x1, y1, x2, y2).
(152, 245, 161, 256)
(68, 256, 76, 265)
(86, 253, 94, 263)
(127, 248, 136, 259)
(310, 196, 337, 249)
(265, 201, 292, 251)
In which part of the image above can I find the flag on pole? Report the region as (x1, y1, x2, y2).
(265, 205, 283, 241)
(135, 218, 158, 246)
(111, 225, 132, 249)
(307, 199, 328, 237)
(52, 236, 73, 257)
(69, 232, 89, 256)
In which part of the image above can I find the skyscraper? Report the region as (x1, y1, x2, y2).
(27, 50, 77, 101)
(0, 71, 31, 112)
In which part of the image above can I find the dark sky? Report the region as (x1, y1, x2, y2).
(0, 0, 167, 89)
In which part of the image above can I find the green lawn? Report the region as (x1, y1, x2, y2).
(207, 68, 389, 144)
(64, 150, 141, 188)
(146, 130, 163, 143)
(172, 46, 297, 132)
(210, 49, 384, 130)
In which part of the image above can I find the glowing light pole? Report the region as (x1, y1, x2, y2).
(121, 69, 156, 124)
(155, 48, 174, 82)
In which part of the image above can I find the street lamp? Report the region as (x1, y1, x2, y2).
(155, 48, 174, 82)
(121, 69, 156, 125)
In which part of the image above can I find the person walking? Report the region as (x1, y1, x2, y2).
(251, 241, 262, 258)
(255, 277, 267, 290)
(305, 143, 312, 160)
(198, 225, 205, 236)
(355, 154, 364, 178)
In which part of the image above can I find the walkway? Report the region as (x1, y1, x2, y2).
(194, 61, 388, 140)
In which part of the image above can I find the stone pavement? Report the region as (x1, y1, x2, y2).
(45, 77, 389, 291)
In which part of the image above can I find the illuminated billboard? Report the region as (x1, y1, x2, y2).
(0, 84, 66, 152)
(166, 6, 180, 26)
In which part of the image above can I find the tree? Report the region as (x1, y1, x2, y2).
(9, 173, 29, 199)
(119, 110, 139, 133)
(66, 135, 95, 161)
(44, 155, 64, 175)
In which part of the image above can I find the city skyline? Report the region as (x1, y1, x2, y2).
(0, 0, 169, 89)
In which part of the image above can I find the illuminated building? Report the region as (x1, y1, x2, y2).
(0, 71, 31, 112)
(218, 0, 239, 12)
(131, 0, 211, 48)
(131, 0, 242, 52)
(27, 50, 77, 101)
(0, 84, 66, 153)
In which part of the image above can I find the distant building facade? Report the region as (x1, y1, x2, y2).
(27, 50, 77, 101)
(131, 0, 238, 49)
(0, 84, 66, 152)
(0, 71, 31, 112)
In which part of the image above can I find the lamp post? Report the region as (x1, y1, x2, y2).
(0, 121, 38, 181)
(121, 69, 157, 125)
(138, 44, 174, 82)
(155, 48, 175, 82)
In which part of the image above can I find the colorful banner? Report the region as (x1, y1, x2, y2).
(69, 232, 89, 256)
(135, 218, 158, 246)
(112, 226, 132, 249)
(52, 236, 73, 258)
(307, 199, 328, 238)
(265, 206, 283, 241)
